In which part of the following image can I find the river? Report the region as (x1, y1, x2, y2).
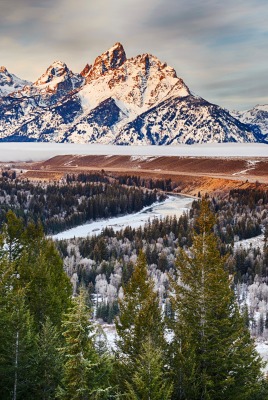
(52, 195, 193, 240)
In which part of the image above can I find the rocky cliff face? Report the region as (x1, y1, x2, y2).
(0, 43, 265, 144)
(85, 42, 127, 81)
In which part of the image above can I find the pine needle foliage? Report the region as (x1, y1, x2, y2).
(57, 291, 98, 400)
(57, 290, 112, 400)
(115, 251, 166, 393)
(124, 337, 173, 400)
(170, 199, 264, 400)
(115, 251, 165, 363)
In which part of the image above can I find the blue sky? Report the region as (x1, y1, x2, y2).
(1, 0, 268, 110)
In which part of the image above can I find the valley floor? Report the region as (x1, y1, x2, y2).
(1, 143, 268, 193)
(2, 142, 268, 376)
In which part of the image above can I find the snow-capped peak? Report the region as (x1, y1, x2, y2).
(232, 104, 268, 136)
(79, 46, 190, 118)
(34, 61, 70, 87)
(0, 66, 31, 96)
(28, 60, 85, 100)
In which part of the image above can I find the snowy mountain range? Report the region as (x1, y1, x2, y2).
(0, 43, 267, 145)
(232, 105, 268, 138)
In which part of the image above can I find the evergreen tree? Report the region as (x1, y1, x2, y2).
(0, 213, 72, 398)
(0, 247, 36, 400)
(34, 318, 63, 400)
(2, 210, 23, 263)
(115, 251, 166, 392)
(0, 288, 37, 400)
(0, 215, 72, 330)
(169, 199, 263, 400)
(57, 290, 112, 400)
(18, 237, 72, 329)
(124, 337, 173, 400)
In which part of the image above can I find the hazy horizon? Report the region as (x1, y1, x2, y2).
(0, 143, 267, 163)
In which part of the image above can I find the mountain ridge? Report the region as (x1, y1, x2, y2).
(0, 43, 266, 145)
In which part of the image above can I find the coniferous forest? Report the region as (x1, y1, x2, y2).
(0, 171, 163, 234)
(1, 170, 268, 399)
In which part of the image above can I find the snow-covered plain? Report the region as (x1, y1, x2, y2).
(0, 142, 267, 162)
(53, 196, 192, 240)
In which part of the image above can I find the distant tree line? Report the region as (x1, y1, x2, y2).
(66, 172, 175, 192)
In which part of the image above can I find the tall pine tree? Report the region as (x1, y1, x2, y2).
(169, 199, 263, 400)
(115, 251, 167, 394)
(0, 288, 37, 400)
(0, 212, 72, 398)
(0, 214, 72, 330)
(57, 290, 112, 400)
(34, 318, 63, 400)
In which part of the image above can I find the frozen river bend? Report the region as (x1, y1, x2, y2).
(52, 195, 193, 240)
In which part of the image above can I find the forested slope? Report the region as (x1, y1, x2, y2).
(1, 205, 268, 399)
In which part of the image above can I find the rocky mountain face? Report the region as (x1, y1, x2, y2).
(232, 105, 268, 141)
(0, 43, 266, 144)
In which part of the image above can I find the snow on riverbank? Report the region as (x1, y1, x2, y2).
(0, 142, 268, 162)
(52, 196, 193, 240)
(234, 234, 265, 251)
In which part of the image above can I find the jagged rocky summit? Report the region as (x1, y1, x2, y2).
(0, 43, 266, 145)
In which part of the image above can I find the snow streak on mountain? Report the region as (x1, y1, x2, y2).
(0, 43, 266, 145)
